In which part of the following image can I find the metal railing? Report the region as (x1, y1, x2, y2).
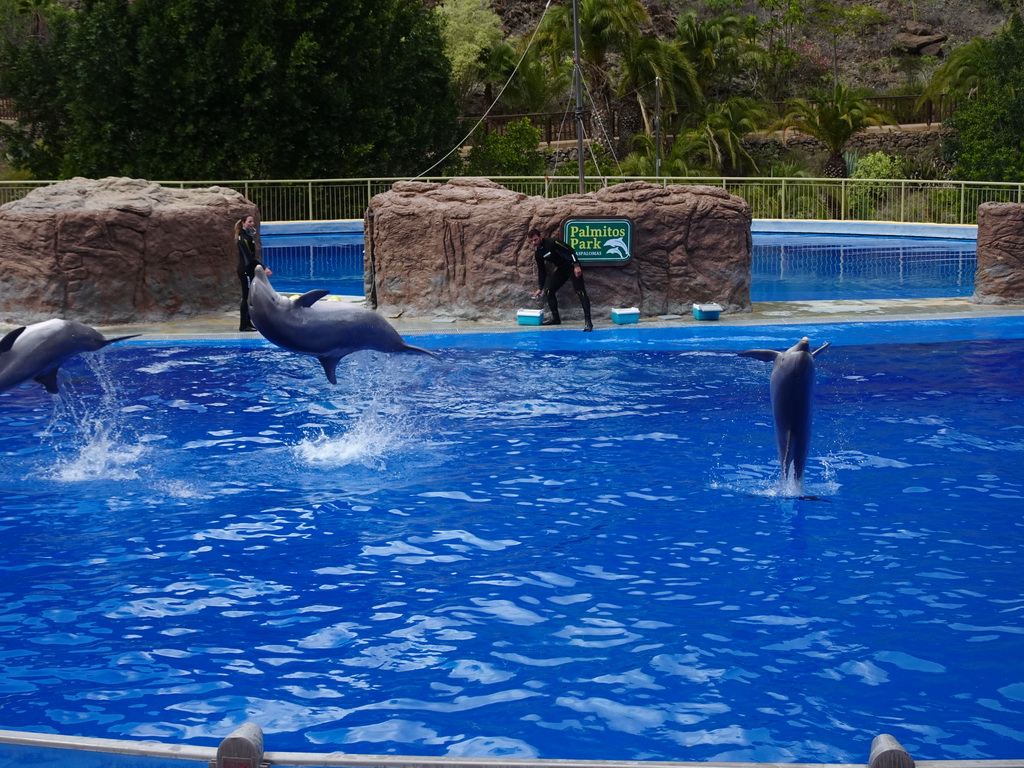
(0, 176, 1015, 225)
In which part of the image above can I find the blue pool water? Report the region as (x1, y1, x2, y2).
(751, 234, 975, 301)
(1, 320, 1022, 763)
(260, 231, 977, 302)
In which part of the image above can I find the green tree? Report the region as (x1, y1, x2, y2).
(537, 0, 649, 156)
(15, 0, 53, 40)
(614, 33, 699, 147)
(807, 0, 887, 89)
(481, 37, 571, 115)
(776, 84, 894, 177)
(464, 116, 544, 176)
(946, 14, 1024, 181)
(435, 0, 504, 113)
(0, 0, 461, 179)
(674, 11, 760, 100)
(683, 96, 772, 175)
(621, 131, 704, 176)
(754, 0, 806, 100)
(920, 36, 994, 104)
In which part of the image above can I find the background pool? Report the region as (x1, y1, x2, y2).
(259, 232, 977, 302)
(751, 234, 975, 301)
(0, 324, 1021, 763)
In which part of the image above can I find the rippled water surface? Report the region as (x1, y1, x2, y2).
(1, 328, 1022, 763)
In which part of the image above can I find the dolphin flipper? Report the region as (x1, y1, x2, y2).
(34, 369, 60, 394)
(0, 327, 27, 354)
(318, 356, 341, 385)
(738, 349, 781, 362)
(811, 342, 832, 357)
(295, 291, 331, 308)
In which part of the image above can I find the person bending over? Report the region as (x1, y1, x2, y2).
(528, 228, 593, 331)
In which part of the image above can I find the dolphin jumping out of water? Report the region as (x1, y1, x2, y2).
(0, 319, 139, 394)
(738, 337, 831, 484)
(247, 265, 437, 384)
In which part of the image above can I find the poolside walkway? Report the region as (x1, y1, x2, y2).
(84, 295, 1024, 340)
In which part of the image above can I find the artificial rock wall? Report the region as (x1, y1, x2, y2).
(975, 202, 1024, 304)
(0, 176, 257, 325)
(364, 178, 752, 322)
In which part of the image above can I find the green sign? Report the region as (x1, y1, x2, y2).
(562, 218, 633, 265)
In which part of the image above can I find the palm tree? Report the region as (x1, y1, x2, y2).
(16, 0, 54, 41)
(920, 30, 999, 108)
(538, 0, 649, 156)
(673, 11, 752, 101)
(620, 132, 707, 177)
(482, 38, 571, 116)
(613, 34, 700, 156)
(683, 97, 773, 176)
(623, 96, 771, 177)
(775, 84, 895, 178)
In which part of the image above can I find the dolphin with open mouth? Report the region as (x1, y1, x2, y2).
(0, 319, 139, 394)
(738, 336, 831, 485)
(247, 265, 437, 384)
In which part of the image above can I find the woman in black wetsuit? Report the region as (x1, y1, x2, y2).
(234, 215, 268, 332)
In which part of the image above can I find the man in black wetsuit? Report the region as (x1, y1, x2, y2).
(528, 228, 594, 331)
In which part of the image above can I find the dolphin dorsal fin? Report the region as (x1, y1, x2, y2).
(295, 290, 330, 308)
(318, 355, 341, 385)
(738, 349, 780, 363)
(34, 368, 60, 394)
(811, 341, 832, 357)
(0, 326, 26, 354)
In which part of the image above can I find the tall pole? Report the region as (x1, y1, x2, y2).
(654, 76, 661, 181)
(572, 0, 585, 194)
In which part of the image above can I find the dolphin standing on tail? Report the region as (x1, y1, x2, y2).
(247, 265, 437, 384)
(0, 319, 139, 394)
(738, 337, 831, 485)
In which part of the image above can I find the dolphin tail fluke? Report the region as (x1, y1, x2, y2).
(318, 356, 341, 385)
(34, 369, 60, 394)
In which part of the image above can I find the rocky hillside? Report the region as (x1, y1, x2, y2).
(489, 0, 1010, 95)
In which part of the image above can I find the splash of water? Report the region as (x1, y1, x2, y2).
(711, 460, 840, 499)
(49, 421, 148, 481)
(294, 401, 415, 469)
(39, 352, 149, 482)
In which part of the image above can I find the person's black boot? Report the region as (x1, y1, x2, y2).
(580, 294, 593, 332)
(543, 299, 561, 325)
(239, 302, 255, 332)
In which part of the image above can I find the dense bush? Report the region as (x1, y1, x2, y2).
(0, 0, 461, 179)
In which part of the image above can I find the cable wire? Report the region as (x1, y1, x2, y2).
(415, 0, 555, 179)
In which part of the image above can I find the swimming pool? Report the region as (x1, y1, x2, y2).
(1, 318, 1021, 763)
(259, 231, 977, 302)
(751, 234, 975, 301)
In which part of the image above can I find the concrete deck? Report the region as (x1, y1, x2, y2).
(77, 296, 1024, 341)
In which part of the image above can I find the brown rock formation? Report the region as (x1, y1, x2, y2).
(975, 202, 1024, 304)
(0, 177, 257, 325)
(364, 178, 751, 322)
